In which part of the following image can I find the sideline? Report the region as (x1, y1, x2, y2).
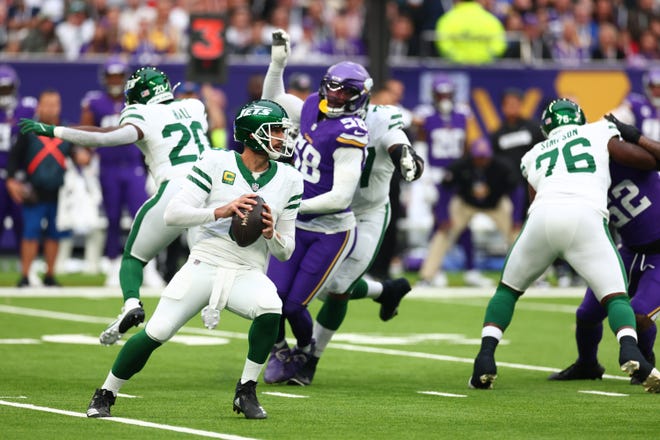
(0, 400, 260, 440)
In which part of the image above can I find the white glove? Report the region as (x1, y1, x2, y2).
(400, 144, 417, 182)
(271, 29, 290, 67)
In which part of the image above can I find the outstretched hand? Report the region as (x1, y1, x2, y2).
(271, 29, 291, 67)
(18, 118, 55, 137)
(604, 113, 641, 144)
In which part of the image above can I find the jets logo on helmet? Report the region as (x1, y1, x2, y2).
(234, 99, 294, 160)
(124, 67, 174, 105)
(540, 98, 586, 137)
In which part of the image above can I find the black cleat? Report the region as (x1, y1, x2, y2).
(375, 278, 411, 321)
(99, 303, 145, 345)
(619, 337, 660, 393)
(548, 362, 605, 381)
(42, 274, 61, 287)
(469, 352, 497, 389)
(288, 355, 319, 386)
(233, 380, 267, 419)
(16, 276, 30, 287)
(86, 388, 116, 418)
(631, 351, 655, 385)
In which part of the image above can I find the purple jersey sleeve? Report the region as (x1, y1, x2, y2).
(627, 93, 660, 140)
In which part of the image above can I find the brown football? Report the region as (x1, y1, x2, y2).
(230, 195, 266, 247)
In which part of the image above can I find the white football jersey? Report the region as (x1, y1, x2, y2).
(351, 104, 411, 215)
(182, 149, 303, 269)
(521, 120, 620, 217)
(119, 98, 210, 186)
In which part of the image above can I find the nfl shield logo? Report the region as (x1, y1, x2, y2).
(251, 183, 260, 191)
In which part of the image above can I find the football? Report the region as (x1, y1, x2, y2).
(230, 195, 266, 247)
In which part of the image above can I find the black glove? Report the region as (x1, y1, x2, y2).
(604, 113, 641, 144)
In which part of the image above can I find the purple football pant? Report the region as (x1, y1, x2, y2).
(575, 245, 659, 363)
(267, 227, 355, 348)
(0, 175, 22, 250)
(100, 167, 147, 259)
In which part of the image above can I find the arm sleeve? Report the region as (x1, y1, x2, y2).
(266, 216, 295, 261)
(53, 124, 140, 147)
(163, 172, 216, 227)
(261, 63, 286, 100)
(299, 148, 363, 214)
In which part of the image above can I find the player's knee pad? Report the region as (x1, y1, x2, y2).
(282, 299, 306, 318)
(145, 320, 176, 343)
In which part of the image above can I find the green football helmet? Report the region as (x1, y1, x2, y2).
(124, 67, 174, 105)
(540, 98, 586, 137)
(233, 99, 294, 160)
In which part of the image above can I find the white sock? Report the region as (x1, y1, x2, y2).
(241, 358, 263, 384)
(616, 327, 637, 342)
(312, 321, 336, 358)
(274, 339, 288, 349)
(101, 372, 126, 396)
(365, 279, 384, 299)
(124, 297, 141, 310)
(481, 325, 503, 341)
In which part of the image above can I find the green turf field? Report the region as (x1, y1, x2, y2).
(1, 286, 658, 439)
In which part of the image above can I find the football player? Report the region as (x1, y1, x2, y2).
(78, 57, 149, 283)
(86, 99, 303, 419)
(0, 64, 37, 254)
(469, 98, 660, 393)
(19, 66, 211, 345)
(416, 74, 489, 287)
(260, 30, 424, 386)
(548, 114, 659, 383)
(262, 58, 371, 384)
(610, 67, 660, 140)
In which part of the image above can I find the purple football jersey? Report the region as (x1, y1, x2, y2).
(626, 93, 660, 140)
(423, 109, 467, 169)
(294, 93, 367, 222)
(82, 91, 143, 167)
(0, 96, 37, 166)
(608, 161, 660, 248)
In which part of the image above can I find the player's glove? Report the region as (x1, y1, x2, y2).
(271, 29, 290, 67)
(604, 113, 641, 145)
(400, 144, 417, 182)
(19, 118, 55, 137)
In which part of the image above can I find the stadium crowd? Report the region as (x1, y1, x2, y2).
(0, 0, 658, 64)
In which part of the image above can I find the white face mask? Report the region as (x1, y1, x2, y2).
(437, 98, 453, 115)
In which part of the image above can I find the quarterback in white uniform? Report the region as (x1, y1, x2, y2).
(20, 67, 211, 345)
(469, 98, 660, 392)
(85, 99, 303, 419)
(261, 30, 424, 386)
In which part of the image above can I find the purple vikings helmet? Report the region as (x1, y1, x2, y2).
(0, 64, 19, 110)
(432, 74, 455, 114)
(100, 57, 130, 97)
(319, 61, 373, 118)
(643, 68, 660, 108)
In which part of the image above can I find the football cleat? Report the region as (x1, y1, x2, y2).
(263, 343, 292, 384)
(86, 388, 116, 418)
(548, 362, 605, 381)
(469, 352, 497, 390)
(99, 303, 145, 346)
(233, 380, 267, 419)
(42, 274, 61, 287)
(375, 278, 411, 321)
(620, 362, 660, 393)
(288, 355, 319, 386)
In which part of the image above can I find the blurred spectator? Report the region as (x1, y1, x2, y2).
(317, 12, 366, 56)
(226, 6, 256, 55)
(628, 29, 660, 65)
(80, 19, 122, 55)
(435, 0, 507, 64)
(287, 72, 312, 101)
(395, 0, 446, 57)
(6, 0, 40, 52)
(573, 0, 597, 52)
(6, 89, 77, 287)
(56, 1, 96, 60)
(418, 138, 517, 287)
(591, 22, 626, 61)
(261, 5, 303, 50)
(20, 13, 61, 54)
(504, 12, 553, 62)
(552, 18, 591, 64)
(626, 0, 657, 43)
(118, 0, 156, 36)
(489, 88, 544, 233)
(389, 12, 416, 58)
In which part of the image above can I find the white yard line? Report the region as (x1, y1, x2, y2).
(0, 400, 260, 440)
(262, 392, 309, 398)
(417, 391, 467, 398)
(578, 390, 629, 397)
